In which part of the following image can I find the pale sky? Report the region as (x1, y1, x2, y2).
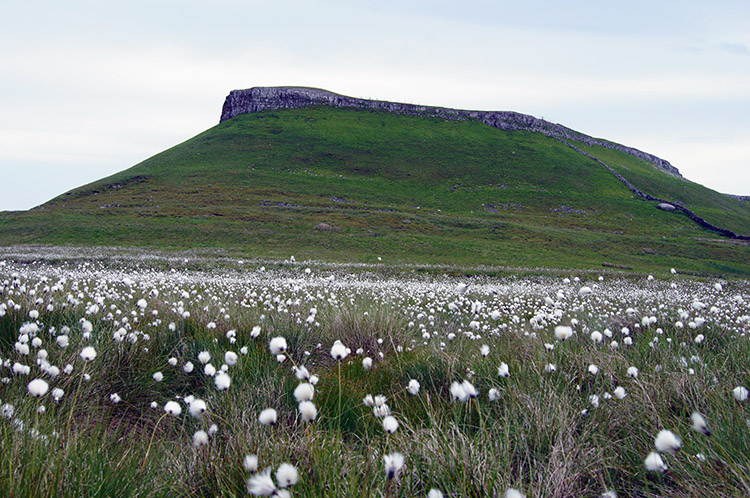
(1, 0, 749, 211)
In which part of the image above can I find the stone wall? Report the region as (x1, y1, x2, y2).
(220, 87, 682, 178)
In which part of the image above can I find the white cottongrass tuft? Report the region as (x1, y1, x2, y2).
(259, 408, 277, 426)
(247, 468, 277, 496)
(362, 357, 373, 370)
(164, 401, 182, 417)
(654, 430, 682, 453)
(298, 400, 317, 422)
(407, 379, 420, 395)
(294, 383, 314, 402)
(189, 399, 207, 419)
(214, 373, 231, 391)
(613, 386, 626, 400)
(504, 488, 525, 498)
(382, 415, 399, 434)
(498, 362, 510, 377)
(644, 452, 668, 472)
(27, 379, 49, 398)
(488, 388, 501, 401)
(428, 489, 444, 498)
(626, 366, 639, 378)
(243, 454, 259, 472)
(733, 386, 748, 401)
(224, 351, 238, 366)
(110, 393, 122, 404)
(192, 430, 209, 448)
(276, 463, 299, 488)
(183, 361, 194, 373)
(555, 326, 573, 341)
(269, 337, 287, 355)
(330, 340, 349, 360)
(588, 364, 599, 375)
(383, 452, 405, 479)
(198, 351, 211, 364)
(80, 347, 97, 361)
(294, 366, 310, 380)
(152, 371, 164, 382)
(450, 381, 468, 402)
(480, 344, 490, 357)
(691, 412, 711, 436)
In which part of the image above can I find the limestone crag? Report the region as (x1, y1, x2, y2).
(220, 86, 682, 178)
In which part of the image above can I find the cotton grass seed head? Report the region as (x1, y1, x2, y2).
(498, 362, 510, 377)
(330, 340, 349, 360)
(504, 488, 525, 498)
(382, 415, 399, 434)
(198, 351, 211, 364)
(192, 430, 208, 448)
(294, 383, 314, 402)
(27, 378, 49, 398)
(259, 408, 277, 426)
(691, 412, 711, 436)
(164, 401, 182, 417)
(407, 379, 420, 395)
(275, 463, 298, 488)
(189, 399, 207, 419)
(80, 346, 97, 361)
(733, 386, 748, 401)
(243, 454, 258, 473)
(383, 452, 405, 479)
(247, 467, 276, 496)
(555, 326, 573, 341)
(654, 430, 681, 453)
(298, 400, 317, 422)
(214, 372, 231, 391)
(269, 337, 287, 355)
(644, 452, 668, 472)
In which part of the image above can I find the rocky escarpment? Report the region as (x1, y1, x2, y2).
(221, 86, 682, 178)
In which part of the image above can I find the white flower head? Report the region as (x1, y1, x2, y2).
(164, 401, 182, 417)
(214, 373, 231, 391)
(224, 351, 238, 366)
(407, 379, 420, 395)
(269, 337, 287, 355)
(383, 452, 405, 479)
(189, 399, 208, 419)
(504, 488, 526, 498)
(80, 347, 97, 361)
(330, 340, 349, 360)
(247, 468, 276, 496)
(198, 351, 211, 365)
(691, 412, 711, 436)
(644, 452, 668, 472)
(193, 430, 209, 448)
(498, 362, 510, 378)
(554, 326, 573, 341)
(654, 430, 682, 453)
(259, 408, 277, 426)
(382, 415, 399, 434)
(294, 383, 314, 402)
(276, 463, 299, 488)
(298, 400, 317, 422)
(243, 454, 259, 473)
(27, 378, 49, 398)
(733, 386, 749, 402)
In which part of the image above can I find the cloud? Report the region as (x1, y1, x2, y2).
(716, 42, 750, 56)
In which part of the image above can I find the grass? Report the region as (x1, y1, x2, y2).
(0, 106, 748, 276)
(0, 252, 749, 497)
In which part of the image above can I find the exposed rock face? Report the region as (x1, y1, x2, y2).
(221, 87, 682, 178)
(657, 203, 676, 211)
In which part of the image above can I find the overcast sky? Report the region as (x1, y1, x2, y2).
(1, 0, 749, 211)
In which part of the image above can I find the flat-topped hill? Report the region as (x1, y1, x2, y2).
(1, 88, 748, 275)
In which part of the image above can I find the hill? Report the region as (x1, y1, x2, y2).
(1, 87, 749, 275)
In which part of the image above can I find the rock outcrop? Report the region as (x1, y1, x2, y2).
(221, 87, 682, 178)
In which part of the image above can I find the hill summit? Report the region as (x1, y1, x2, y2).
(1, 86, 749, 275)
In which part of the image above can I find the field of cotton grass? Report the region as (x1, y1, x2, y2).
(0, 251, 749, 497)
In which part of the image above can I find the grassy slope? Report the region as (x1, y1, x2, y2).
(0, 107, 748, 275)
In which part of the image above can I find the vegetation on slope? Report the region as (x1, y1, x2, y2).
(0, 107, 748, 275)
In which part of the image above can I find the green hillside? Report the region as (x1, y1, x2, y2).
(1, 106, 748, 274)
